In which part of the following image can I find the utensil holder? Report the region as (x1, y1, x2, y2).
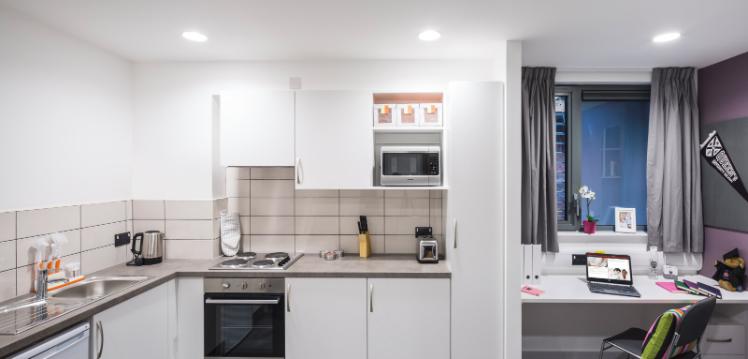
(358, 233, 371, 258)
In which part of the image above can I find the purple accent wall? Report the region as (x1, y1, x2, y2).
(698, 52, 748, 274)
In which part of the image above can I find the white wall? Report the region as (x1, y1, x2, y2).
(0, 9, 133, 212)
(132, 59, 500, 200)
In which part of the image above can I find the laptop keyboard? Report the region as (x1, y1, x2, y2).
(588, 282, 641, 297)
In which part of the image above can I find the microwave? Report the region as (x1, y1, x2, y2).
(379, 146, 441, 186)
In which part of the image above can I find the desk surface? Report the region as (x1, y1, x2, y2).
(522, 274, 748, 304)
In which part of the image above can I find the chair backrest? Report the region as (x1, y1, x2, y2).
(675, 296, 717, 345)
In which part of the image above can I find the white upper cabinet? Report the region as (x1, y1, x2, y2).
(294, 91, 373, 189)
(220, 91, 294, 166)
(367, 278, 450, 359)
(446, 81, 504, 359)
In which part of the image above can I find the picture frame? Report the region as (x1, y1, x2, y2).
(614, 207, 636, 233)
(419, 103, 443, 127)
(396, 104, 420, 127)
(373, 104, 397, 128)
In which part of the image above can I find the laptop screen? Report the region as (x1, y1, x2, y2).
(586, 253, 633, 285)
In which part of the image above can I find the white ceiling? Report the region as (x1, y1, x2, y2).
(2, 0, 748, 68)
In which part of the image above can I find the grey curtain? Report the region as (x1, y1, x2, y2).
(647, 67, 704, 253)
(521, 67, 558, 252)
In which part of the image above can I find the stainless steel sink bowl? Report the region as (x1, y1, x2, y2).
(51, 276, 149, 300)
(0, 275, 149, 335)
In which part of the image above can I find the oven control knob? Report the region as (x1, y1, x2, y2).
(222, 282, 231, 289)
(241, 282, 248, 290)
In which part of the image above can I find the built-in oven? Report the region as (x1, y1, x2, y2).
(204, 278, 285, 358)
(379, 145, 441, 186)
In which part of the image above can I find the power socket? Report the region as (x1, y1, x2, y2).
(572, 254, 587, 265)
(114, 232, 131, 247)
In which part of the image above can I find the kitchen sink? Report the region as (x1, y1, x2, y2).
(0, 276, 149, 335)
(50, 276, 149, 300)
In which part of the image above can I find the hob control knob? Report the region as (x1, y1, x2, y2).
(222, 282, 231, 289)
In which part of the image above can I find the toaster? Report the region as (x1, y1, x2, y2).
(416, 227, 439, 263)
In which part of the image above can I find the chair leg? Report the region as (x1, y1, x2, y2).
(599, 341, 606, 359)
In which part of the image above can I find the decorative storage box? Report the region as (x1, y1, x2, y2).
(373, 104, 397, 127)
(396, 104, 420, 127)
(419, 103, 443, 127)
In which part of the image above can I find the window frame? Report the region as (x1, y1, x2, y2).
(555, 84, 651, 232)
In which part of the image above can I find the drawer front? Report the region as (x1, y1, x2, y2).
(702, 324, 745, 355)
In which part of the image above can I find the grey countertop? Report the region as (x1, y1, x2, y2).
(0, 254, 449, 356)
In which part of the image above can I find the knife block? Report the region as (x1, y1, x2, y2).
(358, 233, 371, 258)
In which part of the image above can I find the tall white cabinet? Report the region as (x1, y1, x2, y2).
(446, 81, 505, 359)
(294, 91, 373, 189)
(219, 91, 294, 166)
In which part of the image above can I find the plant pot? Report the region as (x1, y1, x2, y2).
(583, 220, 597, 234)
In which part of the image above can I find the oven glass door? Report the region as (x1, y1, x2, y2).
(383, 152, 429, 176)
(204, 293, 285, 358)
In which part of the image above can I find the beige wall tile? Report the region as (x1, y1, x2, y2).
(340, 197, 384, 216)
(241, 234, 251, 251)
(213, 198, 228, 219)
(251, 167, 294, 180)
(249, 235, 294, 253)
(431, 215, 444, 235)
(340, 190, 383, 198)
(81, 201, 126, 228)
(295, 235, 338, 253)
(227, 179, 250, 197)
(0, 269, 16, 302)
(251, 180, 294, 198)
(165, 200, 214, 220)
(384, 198, 429, 216)
(116, 244, 133, 264)
(126, 200, 133, 220)
(133, 219, 165, 234)
(340, 235, 384, 254)
(132, 200, 165, 220)
(385, 235, 418, 254)
(295, 217, 339, 235)
(340, 216, 384, 235)
(0, 240, 16, 272)
(17, 230, 81, 267)
(295, 190, 338, 198)
(81, 221, 127, 251)
(0, 212, 16, 242)
(429, 198, 442, 217)
(227, 167, 251, 181)
(250, 217, 293, 235)
(384, 216, 430, 235)
(251, 198, 293, 216)
(295, 197, 338, 216)
(165, 220, 214, 240)
(240, 216, 251, 235)
(165, 240, 218, 260)
(17, 205, 80, 238)
(228, 197, 250, 216)
(81, 245, 118, 274)
(384, 190, 429, 198)
(429, 190, 444, 198)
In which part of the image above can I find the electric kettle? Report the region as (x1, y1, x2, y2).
(127, 230, 164, 266)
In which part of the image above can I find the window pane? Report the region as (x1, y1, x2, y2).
(580, 100, 649, 226)
(555, 95, 569, 222)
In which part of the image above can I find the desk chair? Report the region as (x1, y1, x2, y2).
(598, 296, 716, 359)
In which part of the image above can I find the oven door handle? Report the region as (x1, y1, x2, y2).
(205, 298, 280, 305)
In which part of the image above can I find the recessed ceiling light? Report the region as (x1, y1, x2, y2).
(182, 31, 208, 42)
(652, 32, 681, 43)
(418, 30, 441, 42)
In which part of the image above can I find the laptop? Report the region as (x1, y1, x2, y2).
(586, 253, 641, 298)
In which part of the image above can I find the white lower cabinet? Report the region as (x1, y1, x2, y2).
(92, 280, 176, 359)
(368, 278, 450, 359)
(285, 277, 450, 359)
(285, 278, 367, 359)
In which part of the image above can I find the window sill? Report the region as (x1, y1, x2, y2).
(558, 230, 647, 245)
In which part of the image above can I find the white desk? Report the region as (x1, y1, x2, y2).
(522, 274, 748, 304)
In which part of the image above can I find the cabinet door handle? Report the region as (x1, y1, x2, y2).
(286, 284, 291, 312)
(96, 320, 105, 359)
(453, 219, 458, 249)
(369, 283, 374, 313)
(706, 338, 733, 343)
(295, 158, 303, 185)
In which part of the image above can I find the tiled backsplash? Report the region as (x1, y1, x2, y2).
(0, 202, 132, 302)
(226, 167, 445, 255)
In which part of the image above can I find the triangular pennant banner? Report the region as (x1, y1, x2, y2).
(700, 130, 748, 202)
